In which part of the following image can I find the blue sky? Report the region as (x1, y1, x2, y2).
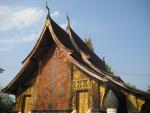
(0, 0, 150, 91)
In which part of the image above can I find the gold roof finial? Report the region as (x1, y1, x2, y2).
(66, 13, 71, 32)
(67, 13, 70, 26)
(85, 34, 94, 51)
(46, 1, 50, 18)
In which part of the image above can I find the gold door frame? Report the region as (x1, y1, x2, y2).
(77, 90, 89, 113)
(72, 80, 94, 110)
(22, 95, 31, 113)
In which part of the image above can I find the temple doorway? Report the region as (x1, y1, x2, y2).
(23, 95, 31, 113)
(78, 91, 89, 113)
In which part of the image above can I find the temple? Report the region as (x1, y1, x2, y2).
(2, 10, 150, 113)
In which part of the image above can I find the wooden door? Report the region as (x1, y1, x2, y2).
(78, 91, 88, 113)
(23, 96, 31, 113)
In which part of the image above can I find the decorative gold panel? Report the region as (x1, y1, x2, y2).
(137, 98, 144, 112)
(15, 85, 34, 111)
(73, 66, 88, 80)
(100, 85, 106, 106)
(129, 95, 138, 108)
(128, 94, 145, 112)
(72, 80, 94, 110)
(72, 66, 97, 111)
(79, 92, 88, 113)
(23, 96, 31, 113)
(73, 79, 93, 90)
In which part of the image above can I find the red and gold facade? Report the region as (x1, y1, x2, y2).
(2, 13, 149, 113)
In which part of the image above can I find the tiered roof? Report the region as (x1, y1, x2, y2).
(2, 13, 150, 98)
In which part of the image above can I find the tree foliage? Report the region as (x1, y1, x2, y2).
(127, 83, 136, 89)
(147, 85, 150, 93)
(105, 63, 114, 74)
(0, 86, 14, 113)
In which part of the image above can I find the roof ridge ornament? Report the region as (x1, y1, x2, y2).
(66, 13, 71, 32)
(67, 13, 70, 26)
(46, 1, 50, 18)
(85, 35, 94, 51)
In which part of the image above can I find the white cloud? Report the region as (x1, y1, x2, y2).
(0, 5, 60, 52)
(0, 5, 60, 31)
(0, 33, 38, 52)
(0, 34, 37, 45)
(0, 45, 14, 52)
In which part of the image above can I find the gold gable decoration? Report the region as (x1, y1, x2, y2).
(85, 37, 94, 51)
(73, 79, 93, 90)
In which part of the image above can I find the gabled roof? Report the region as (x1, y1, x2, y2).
(2, 14, 150, 98)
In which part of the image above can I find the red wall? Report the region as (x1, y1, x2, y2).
(32, 46, 70, 110)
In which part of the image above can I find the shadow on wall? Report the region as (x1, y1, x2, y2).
(140, 98, 150, 113)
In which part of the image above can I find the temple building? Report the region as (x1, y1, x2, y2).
(2, 10, 150, 113)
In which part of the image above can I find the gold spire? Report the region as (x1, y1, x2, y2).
(46, 1, 50, 18)
(66, 13, 71, 33)
(85, 35, 94, 51)
(67, 13, 70, 26)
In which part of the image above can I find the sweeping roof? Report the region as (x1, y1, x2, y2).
(2, 14, 150, 98)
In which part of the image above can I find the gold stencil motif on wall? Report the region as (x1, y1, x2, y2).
(72, 79, 94, 110)
(73, 80, 93, 90)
